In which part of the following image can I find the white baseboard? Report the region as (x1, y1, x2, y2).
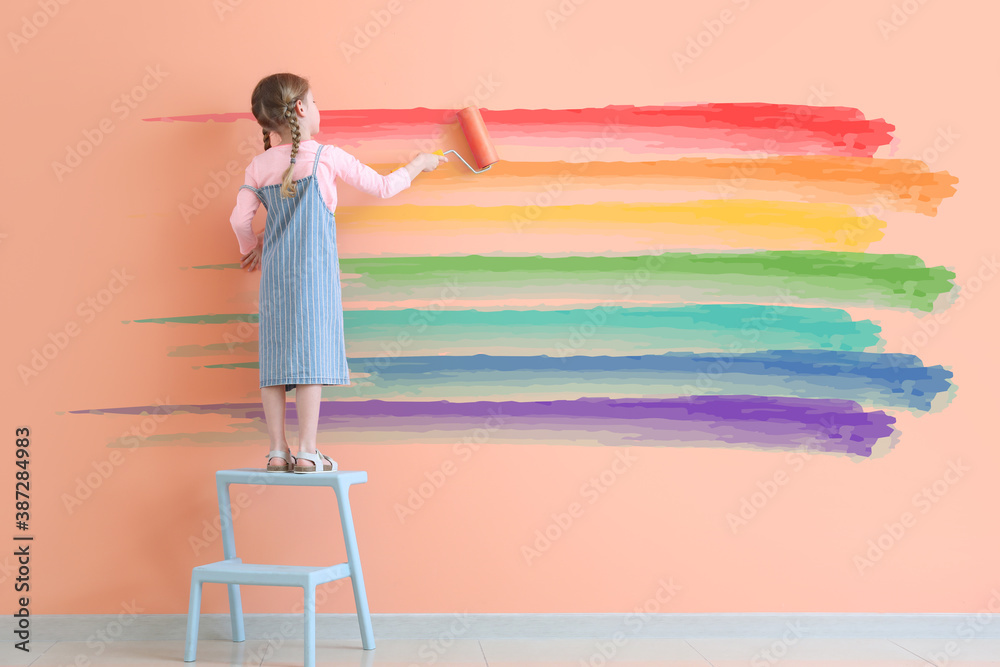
(21, 613, 1000, 642)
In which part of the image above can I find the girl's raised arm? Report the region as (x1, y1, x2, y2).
(331, 146, 412, 199)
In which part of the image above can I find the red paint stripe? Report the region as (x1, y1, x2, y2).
(145, 102, 888, 131)
(143, 103, 894, 155)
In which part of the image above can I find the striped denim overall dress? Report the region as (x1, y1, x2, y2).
(239, 144, 351, 391)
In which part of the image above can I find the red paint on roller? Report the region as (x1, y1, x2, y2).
(457, 106, 499, 170)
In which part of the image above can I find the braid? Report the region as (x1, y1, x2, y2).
(280, 103, 302, 198)
(248, 73, 311, 198)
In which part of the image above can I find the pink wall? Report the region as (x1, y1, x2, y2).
(4, 0, 998, 616)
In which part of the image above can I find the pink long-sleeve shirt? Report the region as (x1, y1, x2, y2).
(229, 139, 412, 255)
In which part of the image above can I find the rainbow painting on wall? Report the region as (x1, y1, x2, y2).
(79, 104, 958, 458)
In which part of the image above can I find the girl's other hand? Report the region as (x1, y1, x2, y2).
(241, 233, 264, 272)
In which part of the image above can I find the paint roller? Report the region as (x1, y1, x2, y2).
(433, 105, 499, 173)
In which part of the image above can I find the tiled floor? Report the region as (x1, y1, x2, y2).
(3, 636, 999, 666)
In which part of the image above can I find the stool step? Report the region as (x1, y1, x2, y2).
(217, 468, 367, 487)
(193, 558, 351, 587)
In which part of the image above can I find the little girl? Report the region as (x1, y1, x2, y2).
(229, 72, 446, 473)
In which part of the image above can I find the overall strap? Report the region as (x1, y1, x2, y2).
(239, 183, 266, 205)
(312, 144, 324, 178)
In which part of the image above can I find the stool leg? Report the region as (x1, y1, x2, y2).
(183, 575, 202, 662)
(335, 483, 376, 650)
(217, 479, 246, 643)
(304, 584, 316, 667)
(227, 583, 245, 642)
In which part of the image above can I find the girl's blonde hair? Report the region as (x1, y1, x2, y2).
(249, 72, 310, 198)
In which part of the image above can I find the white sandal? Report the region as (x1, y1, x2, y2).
(292, 449, 337, 473)
(266, 449, 295, 473)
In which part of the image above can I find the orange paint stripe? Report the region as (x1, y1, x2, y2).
(367, 156, 957, 216)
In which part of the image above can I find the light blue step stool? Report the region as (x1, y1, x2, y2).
(184, 468, 374, 666)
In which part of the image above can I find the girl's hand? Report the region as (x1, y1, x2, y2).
(404, 152, 448, 181)
(418, 152, 448, 171)
(241, 233, 264, 272)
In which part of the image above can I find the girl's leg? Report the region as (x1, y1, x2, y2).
(261, 385, 290, 466)
(294, 384, 323, 470)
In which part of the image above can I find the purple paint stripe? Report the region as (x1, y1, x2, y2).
(75, 395, 895, 456)
(325, 395, 892, 456)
